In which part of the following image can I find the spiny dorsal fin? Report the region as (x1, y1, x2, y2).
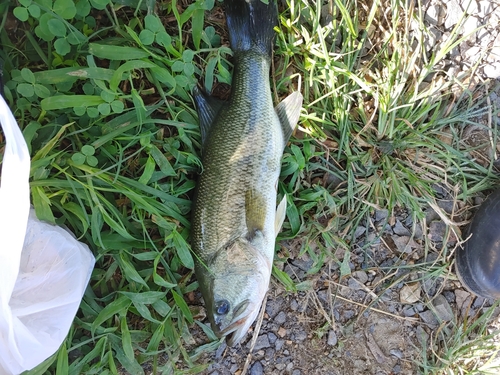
(275, 91, 303, 144)
(245, 189, 267, 241)
(274, 195, 287, 236)
(192, 86, 226, 146)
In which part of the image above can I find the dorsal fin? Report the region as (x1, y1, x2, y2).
(275, 91, 303, 144)
(192, 86, 226, 146)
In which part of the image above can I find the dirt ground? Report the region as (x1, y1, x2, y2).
(194, 203, 500, 374)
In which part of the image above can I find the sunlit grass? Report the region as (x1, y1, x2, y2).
(1, 0, 500, 373)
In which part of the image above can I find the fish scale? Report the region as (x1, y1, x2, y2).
(193, 57, 281, 256)
(191, 0, 302, 346)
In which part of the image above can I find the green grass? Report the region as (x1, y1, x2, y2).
(1, 0, 500, 373)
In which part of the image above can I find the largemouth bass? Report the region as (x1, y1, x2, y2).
(191, 0, 303, 346)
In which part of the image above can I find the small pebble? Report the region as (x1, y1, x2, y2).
(275, 311, 287, 325)
(327, 330, 338, 346)
(249, 335, 270, 351)
(250, 361, 264, 375)
(293, 331, 307, 342)
(268, 332, 277, 345)
(275, 339, 285, 351)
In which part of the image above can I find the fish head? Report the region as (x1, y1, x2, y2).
(203, 235, 272, 346)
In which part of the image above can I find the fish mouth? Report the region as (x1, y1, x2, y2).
(212, 300, 255, 346)
(220, 317, 251, 346)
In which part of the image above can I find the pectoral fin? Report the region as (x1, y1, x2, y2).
(275, 91, 303, 144)
(245, 190, 267, 241)
(274, 195, 287, 236)
(192, 86, 226, 146)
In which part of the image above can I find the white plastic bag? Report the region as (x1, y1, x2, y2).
(0, 95, 95, 374)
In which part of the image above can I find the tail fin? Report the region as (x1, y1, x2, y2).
(224, 0, 278, 57)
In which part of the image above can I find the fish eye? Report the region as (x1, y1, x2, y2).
(215, 299, 230, 315)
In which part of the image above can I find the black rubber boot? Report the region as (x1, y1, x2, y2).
(456, 189, 500, 300)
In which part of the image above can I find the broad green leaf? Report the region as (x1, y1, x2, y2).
(28, 4, 40, 18)
(32, 186, 55, 224)
(89, 43, 150, 60)
(17, 83, 35, 97)
(109, 60, 156, 92)
(132, 302, 159, 323)
(191, 9, 204, 50)
(286, 194, 300, 235)
(34, 84, 50, 98)
(291, 144, 306, 170)
(98, 102, 111, 115)
(150, 66, 176, 89)
(204, 56, 217, 92)
(21, 68, 35, 84)
(111, 100, 124, 113)
(55, 344, 68, 375)
(35, 14, 56, 42)
(139, 29, 155, 45)
(144, 14, 163, 33)
(13, 7, 29, 22)
(73, 106, 86, 116)
(92, 296, 131, 333)
(89, 0, 108, 10)
(48, 19, 67, 37)
(272, 265, 297, 292)
(88, 155, 99, 166)
(155, 31, 171, 49)
(138, 155, 155, 184)
(183, 62, 194, 76)
(171, 230, 194, 269)
(71, 152, 86, 165)
(182, 49, 194, 63)
(118, 253, 148, 287)
(152, 299, 172, 317)
(148, 144, 176, 177)
(54, 37, 71, 55)
(87, 107, 100, 118)
(131, 88, 147, 124)
(171, 61, 184, 72)
(75, 0, 91, 17)
(120, 317, 134, 360)
(67, 30, 86, 45)
(100, 90, 115, 103)
(81, 145, 95, 156)
(171, 290, 193, 324)
(146, 322, 165, 352)
(119, 291, 165, 305)
(53, 0, 77, 19)
(41, 95, 104, 110)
